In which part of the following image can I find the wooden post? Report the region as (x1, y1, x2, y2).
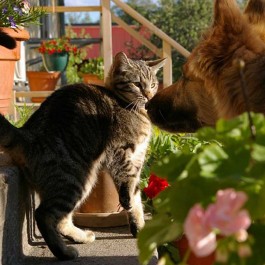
(101, 0, 113, 81)
(162, 40, 172, 87)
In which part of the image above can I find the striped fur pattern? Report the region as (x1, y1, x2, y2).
(0, 52, 165, 260)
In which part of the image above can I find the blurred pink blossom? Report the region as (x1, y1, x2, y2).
(205, 189, 251, 236)
(184, 189, 251, 258)
(184, 204, 216, 257)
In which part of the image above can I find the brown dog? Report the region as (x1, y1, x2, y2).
(147, 0, 265, 133)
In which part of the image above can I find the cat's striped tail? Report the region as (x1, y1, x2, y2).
(0, 30, 16, 49)
(0, 114, 28, 158)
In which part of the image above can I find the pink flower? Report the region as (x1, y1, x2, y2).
(184, 189, 251, 258)
(205, 189, 251, 236)
(184, 204, 217, 257)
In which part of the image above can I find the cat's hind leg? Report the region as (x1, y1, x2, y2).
(58, 212, 95, 243)
(35, 202, 79, 260)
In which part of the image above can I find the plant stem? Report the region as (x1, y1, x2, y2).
(180, 248, 191, 265)
(238, 59, 256, 141)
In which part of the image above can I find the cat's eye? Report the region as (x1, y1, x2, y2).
(151, 83, 156, 88)
(134, 82, 142, 89)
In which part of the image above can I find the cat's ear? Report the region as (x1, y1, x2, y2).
(113, 52, 132, 71)
(147, 58, 166, 73)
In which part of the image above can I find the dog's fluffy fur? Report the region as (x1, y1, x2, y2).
(147, 0, 265, 133)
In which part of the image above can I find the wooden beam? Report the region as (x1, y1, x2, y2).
(112, 14, 162, 58)
(101, 0, 113, 80)
(43, 6, 102, 13)
(112, 0, 190, 58)
(15, 91, 53, 97)
(162, 40, 172, 87)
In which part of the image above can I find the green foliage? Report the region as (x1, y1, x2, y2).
(65, 27, 92, 84)
(113, 0, 213, 80)
(8, 105, 34, 128)
(78, 57, 104, 80)
(66, 49, 86, 84)
(0, 0, 45, 28)
(141, 128, 180, 188)
(138, 113, 265, 265)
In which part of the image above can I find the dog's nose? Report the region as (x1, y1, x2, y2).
(145, 101, 150, 110)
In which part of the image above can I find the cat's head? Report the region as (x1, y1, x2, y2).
(106, 52, 165, 109)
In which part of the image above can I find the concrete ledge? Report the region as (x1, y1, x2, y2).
(0, 166, 29, 265)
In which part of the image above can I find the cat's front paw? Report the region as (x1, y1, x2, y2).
(129, 221, 139, 238)
(71, 230, 95, 244)
(129, 215, 145, 238)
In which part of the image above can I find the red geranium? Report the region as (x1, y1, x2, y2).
(143, 174, 169, 199)
(38, 36, 78, 55)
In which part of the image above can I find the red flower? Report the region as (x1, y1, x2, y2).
(143, 174, 169, 199)
(38, 37, 78, 55)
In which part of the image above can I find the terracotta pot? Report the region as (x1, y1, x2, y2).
(74, 170, 128, 227)
(0, 28, 30, 115)
(174, 235, 215, 265)
(82, 73, 104, 86)
(26, 71, 61, 103)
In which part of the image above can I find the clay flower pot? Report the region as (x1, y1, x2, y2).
(82, 73, 104, 86)
(26, 71, 61, 103)
(74, 170, 128, 227)
(0, 28, 30, 114)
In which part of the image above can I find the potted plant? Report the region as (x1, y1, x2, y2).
(77, 57, 104, 86)
(26, 66, 61, 103)
(37, 36, 78, 72)
(27, 37, 78, 102)
(0, 0, 45, 114)
(138, 112, 265, 265)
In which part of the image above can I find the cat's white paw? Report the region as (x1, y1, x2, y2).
(70, 230, 95, 244)
(83, 230, 96, 243)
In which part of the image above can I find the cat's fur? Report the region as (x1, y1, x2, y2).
(0, 29, 16, 49)
(0, 52, 165, 260)
(146, 0, 265, 133)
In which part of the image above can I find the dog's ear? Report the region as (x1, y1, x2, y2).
(244, 0, 265, 42)
(244, 0, 265, 23)
(213, 0, 242, 27)
(186, 0, 265, 81)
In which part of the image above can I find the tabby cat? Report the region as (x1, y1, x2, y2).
(0, 52, 165, 260)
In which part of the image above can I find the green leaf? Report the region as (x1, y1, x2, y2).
(199, 144, 251, 179)
(245, 224, 265, 265)
(152, 152, 194, 183)
(252, 144, 265, 162)
(138, 216, 182, 265)
(198, 144, 228, 178)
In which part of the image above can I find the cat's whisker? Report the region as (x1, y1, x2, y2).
(125, 101, 135, 109)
